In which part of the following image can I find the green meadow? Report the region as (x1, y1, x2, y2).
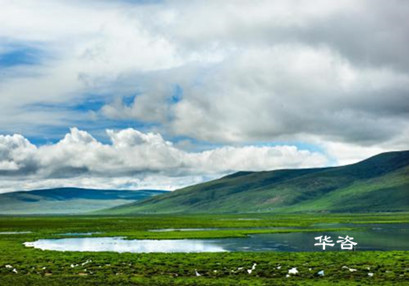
(0, 213, 408, 285)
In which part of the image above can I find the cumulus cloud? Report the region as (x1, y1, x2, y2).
(0, 0, 408, 191)
(101, 44, 409, 149)
(0, 134, 37, 174)
(98, 0, 409, 150)
(0, 128, 328, 193)
(168, 45, 409, 145)
(0, 1, 408, 143)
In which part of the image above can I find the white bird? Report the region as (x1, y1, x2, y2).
(5, 265, 12, 269)
(317, 270, 324, 276)
(368, 272, 374, 277)
(349, 268, 357, 272)
(247, 263, 257, 274)
(288, 267, 298, 275)
(12, 268, 18, 274)
(194, 269, 201, 277)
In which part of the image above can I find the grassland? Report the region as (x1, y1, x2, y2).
(0, 213, 408, 285)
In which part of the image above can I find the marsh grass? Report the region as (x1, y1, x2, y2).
(0, 213, 408, 285)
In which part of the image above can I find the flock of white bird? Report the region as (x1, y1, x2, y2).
(193, 264, 375, 278)
(4, 262, 375, 278)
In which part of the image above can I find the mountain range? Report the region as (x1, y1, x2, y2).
(1, 151, 408, 215)
(0, 188, 166, 215)
(101, 150, 409, 214)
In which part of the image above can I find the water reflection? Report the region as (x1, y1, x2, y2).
(24, 237, 227, 253)
(23, 223, 409, 253)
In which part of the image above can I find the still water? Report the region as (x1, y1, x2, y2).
(24, 237, 226, 253)
(24, 223, 409, 253)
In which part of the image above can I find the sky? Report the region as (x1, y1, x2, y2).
(0, 0, 408, 193)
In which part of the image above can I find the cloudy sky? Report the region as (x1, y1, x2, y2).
(0, 0, 408, 193)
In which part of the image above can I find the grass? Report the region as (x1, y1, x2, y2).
(0, 213, 408, 285)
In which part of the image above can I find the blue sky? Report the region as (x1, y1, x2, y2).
(0, 0, 408, 192)
(0, 46, 41, 67)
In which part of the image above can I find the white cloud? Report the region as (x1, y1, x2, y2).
(0, 128, 328, 193)
(165, 45, 409, 146)
(0, 134, 37, 172)
(1, 0, 408, 142)
(0, 0, 408, 192)
(0, 0, 184, 135)
(322, 142, 387, 166)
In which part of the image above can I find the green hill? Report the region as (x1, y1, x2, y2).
(102, 150, 409, 214)
(0, 188, 167, 215)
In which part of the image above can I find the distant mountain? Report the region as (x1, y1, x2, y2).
(102, 150, 409, 214)
(0, 188, 167, 214)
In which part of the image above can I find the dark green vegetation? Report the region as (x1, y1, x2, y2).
(104, 150, 409, 214)
(0, 213, 409, 285)
(0, 188, 167, 215)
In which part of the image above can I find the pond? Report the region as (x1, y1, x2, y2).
(24, 223, 409, 253)
(24, 237, 226, 253)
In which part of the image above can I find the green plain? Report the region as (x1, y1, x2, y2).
(0, 213, 408, 285)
